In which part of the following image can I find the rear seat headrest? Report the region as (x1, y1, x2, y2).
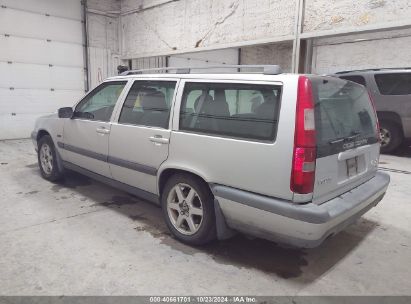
(194, 94, 214, 113)
(140, 89, 167, 110)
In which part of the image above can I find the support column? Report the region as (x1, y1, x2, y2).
(291, 0, 305, 73)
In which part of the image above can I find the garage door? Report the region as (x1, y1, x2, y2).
(0, 0, 85, 140)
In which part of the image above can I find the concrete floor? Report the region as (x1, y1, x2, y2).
(0, 139, 410, 295)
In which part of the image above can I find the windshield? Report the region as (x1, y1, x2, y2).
(310, 77, 378, 157)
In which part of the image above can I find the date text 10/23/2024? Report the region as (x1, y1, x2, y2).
(149, 296, 257, 303)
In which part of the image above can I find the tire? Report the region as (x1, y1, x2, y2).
(37, 135, 64, 182)
(161, 173, 216, 245)
(380, 121, 403, 154)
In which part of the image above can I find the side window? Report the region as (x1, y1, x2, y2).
(374, 73, 411, 95)
(179, 82, 282, 141)
(339, 75, 366, 87)
(118, 80, 176, 128)
(74, 82, 126, 121)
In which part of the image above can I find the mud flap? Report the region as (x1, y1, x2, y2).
(55, 148, 65, 174)
(214, 198, 236, 240)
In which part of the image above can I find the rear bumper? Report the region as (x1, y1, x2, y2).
(212, 171, 390, 248)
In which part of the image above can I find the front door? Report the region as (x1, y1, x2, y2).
(62, 81, 127, 177)
(108, 79, 178, 194)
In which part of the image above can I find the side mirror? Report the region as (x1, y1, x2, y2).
(58, 107, 74, 118)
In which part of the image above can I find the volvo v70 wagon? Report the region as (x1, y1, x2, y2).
(32, 65, 390, 248)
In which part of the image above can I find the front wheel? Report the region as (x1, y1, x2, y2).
(161, 173, 216, 245)
(37, 135, 64, 182)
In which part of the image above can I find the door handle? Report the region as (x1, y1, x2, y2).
(96, 127, 110, 134)
(149, 135, 169, 144)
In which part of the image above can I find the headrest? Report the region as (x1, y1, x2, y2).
(214, 89, 227, 103)
(140, 89, 167, 111)
(194, 94, 214, 113)
(251, 96, 262, 113)
(261, 90, 277, 104)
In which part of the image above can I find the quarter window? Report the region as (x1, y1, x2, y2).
(375, 73, 411, 95)
(74, 82, 126, 121)
(179, 82, 282, 141)
(339, 75, 366, 87)
(119, 81, 176, 129)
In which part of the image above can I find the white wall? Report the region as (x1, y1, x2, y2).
(117, 0, 411, 75)
(304, 0, 411, 32)
(120, 0, 297, 59)
(304, 0, 411, 74)
(312, 28, 411, 74)
(168, 49, 239, 72)
(87, 0, 121, 89)
(240, 43, 293, 72)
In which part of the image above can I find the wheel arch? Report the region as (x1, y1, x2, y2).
(377, 111, 404, 135)
(158, 166, 233, 242)
(36, 129, 51, 142)
(157, 166, 210, 198)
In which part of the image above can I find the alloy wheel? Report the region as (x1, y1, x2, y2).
(380, 128, 391, 147)
(166, 183, 204, 235)
(39, 143, 53, 175)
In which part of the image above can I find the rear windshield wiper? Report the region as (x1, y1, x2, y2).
(329, 132, 361, 144)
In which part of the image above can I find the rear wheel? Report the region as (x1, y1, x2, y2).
(161, 173, 216, 245)
(37, 135, 64, 181)
(380, 121, 402, 153)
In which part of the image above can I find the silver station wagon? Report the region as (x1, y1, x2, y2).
(31, 65, 390, 248)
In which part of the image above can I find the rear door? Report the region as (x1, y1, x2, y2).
(108, 79, 178, 194)
(310, 77, 380, 204)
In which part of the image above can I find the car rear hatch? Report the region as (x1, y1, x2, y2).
(309, 76, 380, 204)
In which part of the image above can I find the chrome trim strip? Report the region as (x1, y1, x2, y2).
(57, 141, 157, 176)
(107, 156, 157, 176)
(60, 142, 107, 162)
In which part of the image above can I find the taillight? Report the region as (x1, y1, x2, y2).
(291, 76, 316, 194)
(368, 91, 380, 142)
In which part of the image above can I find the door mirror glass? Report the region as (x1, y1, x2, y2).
(58, 107, 74, 118)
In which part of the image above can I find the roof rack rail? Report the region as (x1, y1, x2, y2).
(120, 65, 282, 76)
(335, 67, 411, 74)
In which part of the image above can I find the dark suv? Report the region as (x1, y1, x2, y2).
(333, 68, 411, 153)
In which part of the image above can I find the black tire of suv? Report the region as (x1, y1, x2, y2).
(161, 173, 217, 246)
(37, 135, 64, 182)
(380, 121, 403, 154)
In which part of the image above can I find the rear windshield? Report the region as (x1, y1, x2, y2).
(310, 77, 378, 157)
